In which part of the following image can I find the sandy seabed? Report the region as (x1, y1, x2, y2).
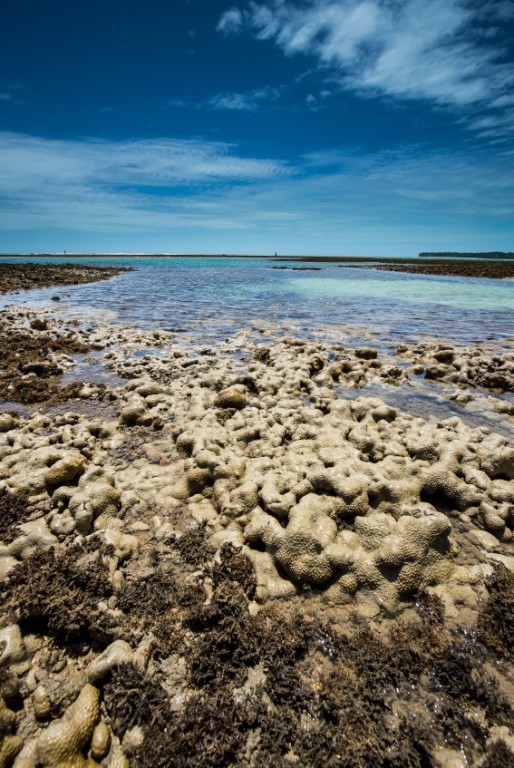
(0, 266, 514, 768)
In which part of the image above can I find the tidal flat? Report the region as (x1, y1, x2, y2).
(0, 263, 514, 768)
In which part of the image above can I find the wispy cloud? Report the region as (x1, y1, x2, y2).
(217, 7, 244, 33)
(208, 86, 281, 111)
(0, 131, 512, 254)
(169, 85, 282, 112)
(218, 0, 514, 135)
(0, 133, 288, 189)
(0, 93, 12, 101)
(0, 132, 291, 234)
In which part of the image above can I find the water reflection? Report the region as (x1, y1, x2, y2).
(1, 258, 513, 349)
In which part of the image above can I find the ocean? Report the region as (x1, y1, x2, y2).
(1, 256, 512, 351)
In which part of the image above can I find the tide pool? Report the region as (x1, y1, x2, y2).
(1, 256, 512, 348)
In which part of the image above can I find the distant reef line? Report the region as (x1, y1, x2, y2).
(0, 251, 268, 259)
(1, 251, 513, 260)
(419, 252, 514, 259)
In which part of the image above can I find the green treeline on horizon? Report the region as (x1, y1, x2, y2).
(419, 252, 514, 259)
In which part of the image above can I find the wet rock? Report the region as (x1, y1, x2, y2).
(433, 348, 455, 364)
(355, 347, 378, 360)
(425, 364, 448, 380)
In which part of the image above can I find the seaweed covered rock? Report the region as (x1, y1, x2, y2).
(1, 542, 115, 649)
(0, 489, 33, 546)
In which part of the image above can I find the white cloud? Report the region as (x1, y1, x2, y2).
(219, 0, 514, 132)
(217, 7, 244, 33)
(0, 132, 290, 234)
(209, 92, 256, 111)
(0, 133, 288, 190)
(169, 86, 282, 112)
(0, 131, 512, 253)
(0, 93, 12, 101)
(208, 85, 281, 110)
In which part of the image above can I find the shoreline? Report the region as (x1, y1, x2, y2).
(274, 256, 514, 279)
(2, 254, 514, 279)
(0, 263, 133, 296)
(1, 266, 514, 767)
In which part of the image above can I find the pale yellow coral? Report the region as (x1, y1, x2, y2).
(274, 494, 340, 586)
(32, 685, 52, 720)
(0, 735, 23, 768)
(90, 723, 111, 761)
(276, 533, 333, 585)
(0, 694, 22, 768)
(35, 684, 100, 768)
(44, 452, 86, 489)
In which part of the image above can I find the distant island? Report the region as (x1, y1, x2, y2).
(419, 251, 514, 259)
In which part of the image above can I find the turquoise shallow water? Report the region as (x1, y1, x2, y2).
(1, 256, 513, 348)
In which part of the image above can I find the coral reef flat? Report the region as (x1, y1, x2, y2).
(0, 263, 132, 295)
(1, 266, 514, 767)
(367, 260, 514, 279)
(275, 255, 514, 279)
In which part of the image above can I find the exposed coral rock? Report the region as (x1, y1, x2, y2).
(0, 694, 22, 767)
(0, 556, 17, 583)
(1, 297, 514, 768)
(54, 475, 121, 536)
(34, 684, 99, 768)
(120, 400, 147, 427)
(49, 510, 77, 538)
(32, 686, 52, 721)
(44, 453, 86, 489)
(0, 734, 23, 768)
(274, 494, 342, 586)
(0, 625, 26, 667)
(90, 723, 110, 761)
(0, 415, 18, 434)
(214, 386, 247, 410)
(6, 520, 57, 561)
(87, 641, 134, 683)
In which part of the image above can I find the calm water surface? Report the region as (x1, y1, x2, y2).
(1, 257, 513, 349)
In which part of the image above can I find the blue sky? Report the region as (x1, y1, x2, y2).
(1, 0, 513, 255)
